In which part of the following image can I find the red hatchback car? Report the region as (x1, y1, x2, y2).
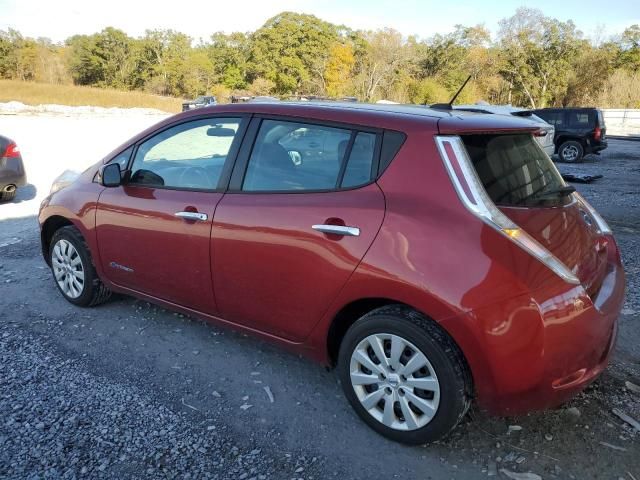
(39, 103, 625, 444)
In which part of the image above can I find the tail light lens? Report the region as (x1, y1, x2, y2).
(4, 143, 20, 158)
(533, 129, 547, 137)
(574, 192, 611, 234)
(435, 135, 580, 285)
(594, 126, 602, 141)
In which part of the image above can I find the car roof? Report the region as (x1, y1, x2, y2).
(179, 101, 540, 133)
(103, 102, 540, 162)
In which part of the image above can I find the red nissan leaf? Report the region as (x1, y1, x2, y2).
(39, 102, 625, 444)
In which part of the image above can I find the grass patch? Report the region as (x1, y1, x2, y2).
(0, 80, 183, 112)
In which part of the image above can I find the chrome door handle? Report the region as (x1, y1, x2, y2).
(175, 211, 208, 221)
(312, 224, 360, 237)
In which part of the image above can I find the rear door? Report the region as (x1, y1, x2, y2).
(95, 116, 247, 314)
(211, 117, 385, 341)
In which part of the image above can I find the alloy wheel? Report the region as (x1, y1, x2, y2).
(563, 145, 579, 162)
(349, 333, 440, 431)
(52, 239, 85, 299)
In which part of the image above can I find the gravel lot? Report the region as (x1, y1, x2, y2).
(0, 112, 638, 479)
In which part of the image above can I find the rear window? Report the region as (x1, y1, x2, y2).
(462, 134, 566, 207)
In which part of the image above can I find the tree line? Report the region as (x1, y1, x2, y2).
(1, 8, 639, 108)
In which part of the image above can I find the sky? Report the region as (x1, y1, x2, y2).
(0, 0, 638, 43)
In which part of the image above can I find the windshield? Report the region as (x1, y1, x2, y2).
(462, 133, 568, 207)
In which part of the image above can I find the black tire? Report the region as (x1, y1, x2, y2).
(49, 225, 111, 307)
(558, 140, 584, 163)
(337, 305, 472, 444)
(0, 189, 16, 202)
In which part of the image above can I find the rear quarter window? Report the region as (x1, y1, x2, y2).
(568, 111, 593, 128)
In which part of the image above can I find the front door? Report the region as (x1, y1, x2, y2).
(212, 118, 385, 341)
(96, 116, 246, 314)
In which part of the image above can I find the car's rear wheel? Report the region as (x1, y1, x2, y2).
(337, 305, 472, 444)
(558, 140, 584, 163)
(49, 226, 111, 307)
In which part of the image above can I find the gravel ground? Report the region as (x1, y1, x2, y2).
(0, 113, 638, 479)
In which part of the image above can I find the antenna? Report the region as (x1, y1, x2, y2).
(428, 74, 472, 110)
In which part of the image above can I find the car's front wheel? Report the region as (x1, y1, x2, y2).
(338, 306, 472, 444)
(49, 226, 111, 307)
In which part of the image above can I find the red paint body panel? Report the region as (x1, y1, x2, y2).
(39, 102, 626, 417)
(212, 184, 385, 341)
(95, 186, 222, 313)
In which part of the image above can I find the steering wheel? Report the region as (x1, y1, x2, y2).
(177, 166, 212, 189)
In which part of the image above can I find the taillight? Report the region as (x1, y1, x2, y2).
(4, 143, 20, 158)
(594, 126, 602, 141)
(435, 135, 580, 285)
(533, 129, 547, 137)
(575, 192, 611, 235)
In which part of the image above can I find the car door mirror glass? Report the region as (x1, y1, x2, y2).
(101, 163, 122, 187)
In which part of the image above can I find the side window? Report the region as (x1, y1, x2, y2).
(242, 119, 352, 191)
(129, 118, 241, 189)
(542, 111, 564, 127)
(95, 146, 133, 183)
(342, 132, 376, 188)
(110, 146, 133, 169)
(569, 111, 591, 127)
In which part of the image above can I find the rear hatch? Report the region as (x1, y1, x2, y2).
(460, 133, 608, 296)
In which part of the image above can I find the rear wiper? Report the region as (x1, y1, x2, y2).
(532, 185, 576, 199)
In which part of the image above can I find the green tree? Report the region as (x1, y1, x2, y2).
(67, 28, 136, 88)
(352, 29, 410, 101)
(498, 7, 582, 108)
(140, 30, 192, 96)
(0, 29, 38, 80)
(247, 12, 340, 94)
(618, 24, 640, 71)
(207, 32, 249, 89)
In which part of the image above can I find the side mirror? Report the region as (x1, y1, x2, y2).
(101, 163, 122, 187)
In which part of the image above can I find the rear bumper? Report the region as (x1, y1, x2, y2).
(0, 156, 27, 189)
(587, 140, 608, 154)
(447, 251, 625, 416)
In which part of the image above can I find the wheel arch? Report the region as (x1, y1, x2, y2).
(40, 215, 74, 266)
(325, 298, 472, 374)
(326, 297, 401, 367)
(556, 135, 586, 149)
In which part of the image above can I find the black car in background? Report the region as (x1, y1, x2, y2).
(0, 135, 26, 202)
(531, 107, 607, 163)
(181, 96, 217, 112)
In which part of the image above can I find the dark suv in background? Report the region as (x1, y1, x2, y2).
(531, 107, 607, 163)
